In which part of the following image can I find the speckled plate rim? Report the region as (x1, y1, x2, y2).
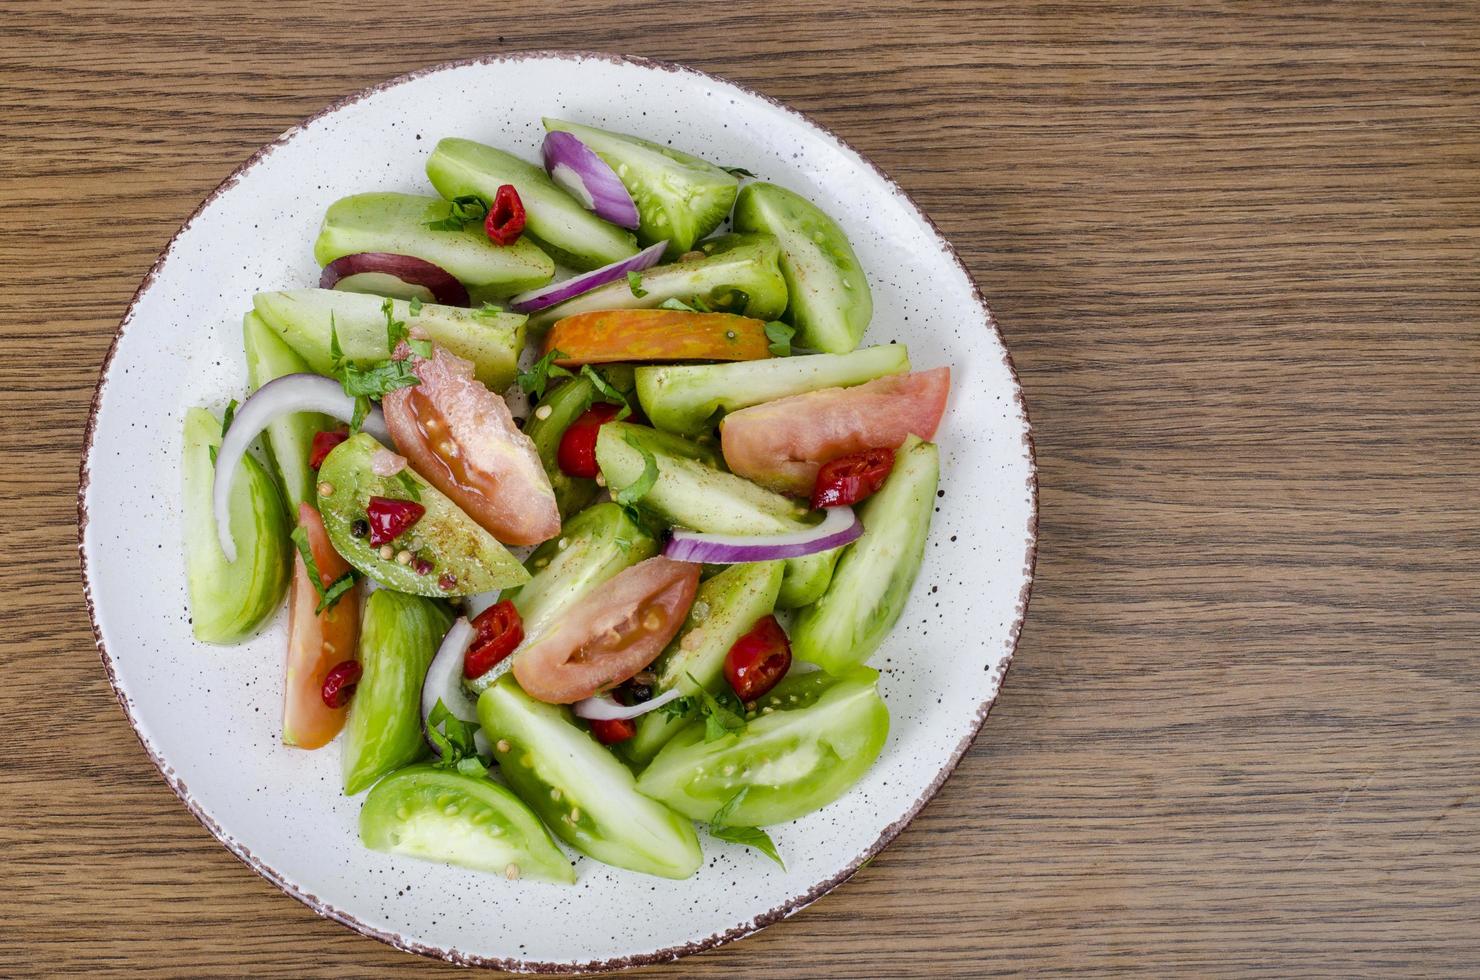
(76, 50, 1038, 974)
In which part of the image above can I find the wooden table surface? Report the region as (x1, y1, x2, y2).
(5, 1, 1478, 975)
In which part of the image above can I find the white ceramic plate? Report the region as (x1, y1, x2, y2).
(79, 52, 1037, 972)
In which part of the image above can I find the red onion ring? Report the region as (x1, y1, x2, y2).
(663, 507, 863, 564)
(320, 252, 470, 307)
(542, 131, 641, 229)
(213, 374, 389, 562)
(507, 241, 667, 314)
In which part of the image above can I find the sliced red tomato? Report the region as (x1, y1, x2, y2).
(283, 503, 360, 749)
(511, 556, 701, 704)
(811, 447, 896, 509)
(464, 599, 524, 679)
(724, 614, 792, 702)
(557, 402, 622, 478)
(383, 345, 560, 547)
(589, 717, 637, 745)
(720, 367, 950, 496)
(544, 310, 771, 366)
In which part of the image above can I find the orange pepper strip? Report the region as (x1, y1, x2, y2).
(544, 309, 772, 366)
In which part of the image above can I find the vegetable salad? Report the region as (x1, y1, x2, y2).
(184, 117, 951, 881)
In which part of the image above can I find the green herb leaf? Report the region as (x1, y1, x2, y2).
(764, 320, 795, 357)
(710, 824, 784, 867)
(426, 194, 489, 231)
(350, 395, 370, 434)
(659, 297, 699, 313)
(686, 672, 746, 742)
(339, 358, 421, 399)
(473, 302, 505, 319)
(516, 349, 574, 399)
(426, 698, 491, 775)
(722, 166, 757, 178)
(315, 572, 357, 614)
(614, 433, 659, 514)
(291, 524, 355, 613)
(407, 296, 423, 316)
(657, 694, 696, 722)
(709, 788, 784, 867)
(394, 469, 422, 502)
(626, 270, 648, 298)
(207, 445, 217, 466)
(220, 398, 239, 436)
(382, 298, 409, 354)
(579, 364, 632, 420)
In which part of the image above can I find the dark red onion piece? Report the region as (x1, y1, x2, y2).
(542, 131, 641, 229)
(319, 252, 470, 307)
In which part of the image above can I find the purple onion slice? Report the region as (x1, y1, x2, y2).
(542, 131, 641, 229)
(319, 252, 470, 307)
(507, 240, 667, 314)
(662, 507, 863, 564)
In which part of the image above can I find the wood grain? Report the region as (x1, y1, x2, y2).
(4, 1, 1478, 975)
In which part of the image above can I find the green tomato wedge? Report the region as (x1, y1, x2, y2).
(624, 561, 785, 765)
(543, 118, 739, 257)
(359, 765, 574, 883)
(732, 182, 873, 354)
(243, 311, 326, 509)
(636, 667, 889, 826)
(182, 407, 291, 644)
(791, 436, 939, 672)
(313, 192, 555, 300)
(252, 289, 526, 391)
(523, 372, 635, 519)
(342, 590, 453, 795)
(595, 421, 838, 608)
(426, 138, 639, 271)
(466, 502, 659, 697)
(316, 433, 528, 597)
(526, 234, 787, 331)
(635, 345, 911, 437)
(479, 676, 703, 879)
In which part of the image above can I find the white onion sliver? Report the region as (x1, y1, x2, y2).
(573, 687, 686, 721)
(421, 618, 478, 743)
(213, 373, 389, 562)
(663, 506, 862, 564)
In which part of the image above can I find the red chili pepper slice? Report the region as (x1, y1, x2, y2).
(464, 600, 525, 679)
(365, 495, 426, 547)
(724, 614, 792, 703)
(557, 402, 622, 478)
(309, 429, 349, 470)
(321, 659, 362, 708)
(810, 447, 897, 510)
(485, 184, 526, 245)
(589, 717, 636, 745)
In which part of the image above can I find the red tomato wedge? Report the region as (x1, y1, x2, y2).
(720, 367, 950, 496)
(384, 345, 560, 547)
(544, 310, 772, 366)
(512, 556, 701, 704)
(283, 503, 360, 749)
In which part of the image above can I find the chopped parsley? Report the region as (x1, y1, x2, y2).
(289, 524, 355, 613)
(516, 348, 574, 399)
(426, 194, 488, 232)
(686, 672, 746, 742)
(626, 270, 649, 297)
(709, 788, 784, 868)
(580, 364, 632, 420)
(425, 699, 490, 777)
(613, 433, 659, 515)
(764, 320, 795, 357)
